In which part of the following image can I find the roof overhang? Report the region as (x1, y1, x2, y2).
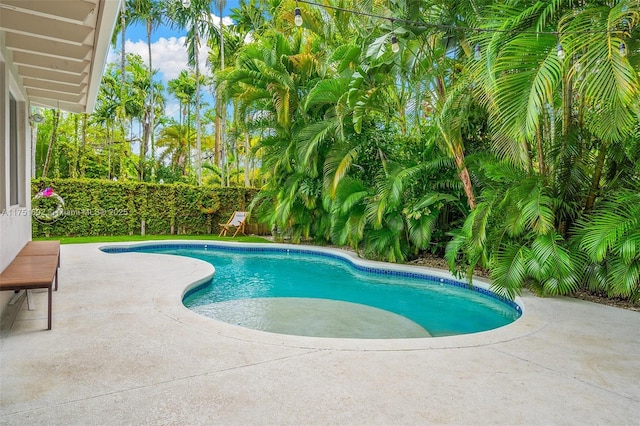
(0, 0, 121, 113)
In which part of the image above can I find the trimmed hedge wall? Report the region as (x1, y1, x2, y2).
(32, 179, 259, 237)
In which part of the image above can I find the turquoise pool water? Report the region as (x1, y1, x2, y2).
(105, 244, 521, 339)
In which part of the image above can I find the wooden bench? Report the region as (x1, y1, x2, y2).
(17, 241, 60, 291)
(0, 241, 60, 330)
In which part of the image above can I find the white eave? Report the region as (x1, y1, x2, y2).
(0, 0, 121, 113)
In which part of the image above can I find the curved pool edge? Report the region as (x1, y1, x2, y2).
(99, 240, 541, 351)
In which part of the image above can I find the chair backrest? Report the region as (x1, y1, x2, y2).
(229, 211, 247, 226)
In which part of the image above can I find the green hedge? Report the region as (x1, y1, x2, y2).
(32, 179, 259, 237)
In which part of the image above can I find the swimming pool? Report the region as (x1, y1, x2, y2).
(103, 243, 522, 339)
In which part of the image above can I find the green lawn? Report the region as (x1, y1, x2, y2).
(34, 234, 271, 245)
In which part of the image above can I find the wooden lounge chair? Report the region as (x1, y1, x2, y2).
(219, 211, 247, 237)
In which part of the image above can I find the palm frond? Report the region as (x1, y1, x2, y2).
(296, 121, 337, 176)
(305, 79, 350, 111)
(490, 242, 529, 299)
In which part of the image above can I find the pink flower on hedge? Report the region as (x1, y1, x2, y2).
(40, 187, 54, 197)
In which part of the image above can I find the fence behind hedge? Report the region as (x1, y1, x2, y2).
(31, 179, 262, 237)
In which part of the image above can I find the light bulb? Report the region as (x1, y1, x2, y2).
(557, 43, 565, 60)
(391, 34, 400, 53)
(294, 7, 303, 27)
(474, 44, 481, 61)
(181, 0, 191, 8)
(620, 41, 627, 57)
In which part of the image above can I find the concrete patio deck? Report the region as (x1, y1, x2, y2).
(1, 242, 638, 425)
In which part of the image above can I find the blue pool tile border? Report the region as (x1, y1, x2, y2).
(183, 280, 212, 300)
(101, 243, 522, 315)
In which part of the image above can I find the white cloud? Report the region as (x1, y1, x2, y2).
(107, 12, 234, 83)
(211, 14, 234, 28)
(105, 14, 235, 121)
(125, 36, 211, 82)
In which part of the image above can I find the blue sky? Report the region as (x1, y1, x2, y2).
(124, 1, 240, 43)
(108, 1, 241, 118)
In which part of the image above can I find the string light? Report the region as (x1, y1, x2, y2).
(474, 44, 482, 61)
(294, 5, 303, 27)
(181, 0, 190, 8)
(389, 17, 400, 53)
(294, 0, 614, 36)
(619, 41, 627, 57)
(294, 7, 303, 26)
(293, 0, 629, 59)
(557, 43, 565, 60)
(391, 34, 400, 53)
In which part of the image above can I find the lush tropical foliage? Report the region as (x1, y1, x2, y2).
(34, 0, 639, 302)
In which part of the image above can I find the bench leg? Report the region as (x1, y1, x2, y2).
(56, 254, 60, 291)
(47, 283, 52, 330)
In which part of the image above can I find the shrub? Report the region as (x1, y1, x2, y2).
(31, 179, 259, 237)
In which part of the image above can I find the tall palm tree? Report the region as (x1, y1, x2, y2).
(127, 0, 164, 180)
(127, 54, 165, 180)
(168, 69, 198, 173)
(94, 65, 122, 179)
(210, 11, 254, 186)
(165, 0, 217, 184)
(213, 0, 226, 177)
(227, 0, 272, 187)
(223, 29, 328, 239)
(156, 120, 191, 176)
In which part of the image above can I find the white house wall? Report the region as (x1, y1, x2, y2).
(0, 0, 120, 318)
(0, 43, 32, 315)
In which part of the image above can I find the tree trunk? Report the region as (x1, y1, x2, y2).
(70, 113, 78, 178)
(215, 91, 221, 170)
(107, 123, 112, 179)
(439, 123, 476, 210)
(120, 0, 126, 106)
(217, 94, 225, 186)
(454, 154, 476, 210)
(117, 120, 126, 179)
(186, 102, 191, 176)
(41, 109, 60, 179)
(584, 145, 606, 212)
(535, 121, 546, 179)
(80, 113, 88, 177)
(562, 69, 572, 139)
(195, 24, 202, 185)
(147, 18, 155, 182)
(216, 5, 226, 180)
(244, 131, 250, 187)
(30, 116, 37, 178)
(139, 114, 150, 181)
